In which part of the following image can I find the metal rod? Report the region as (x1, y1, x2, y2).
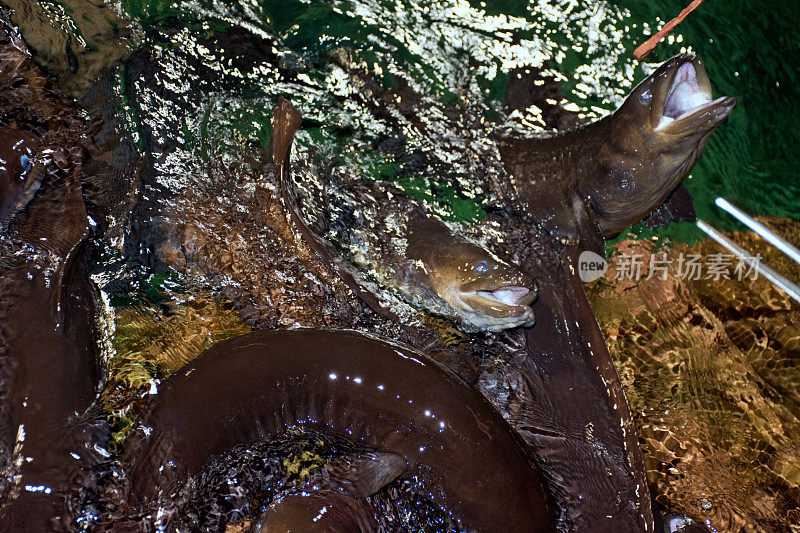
(696, 219, 800, 305)
(715, 197, 800, 267)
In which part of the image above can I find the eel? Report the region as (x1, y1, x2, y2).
(499, 53, 737, 241)
(274, 100, 537, 333)
(275, 95, 652, 529)
(508, 232, 654, 532)
(113, 329, 556, 531)
(251, 490, 380, 532)
(0, 19, 108, 530)
(403, 211, 536, 331)
(476, 54, 736, 531)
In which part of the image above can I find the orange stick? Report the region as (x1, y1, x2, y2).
(634, 0, 706, 60)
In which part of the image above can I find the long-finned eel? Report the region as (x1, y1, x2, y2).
(522, 236, 653, 531)
(500, 53, 737, 241)
(252, 491, 380, 532)
(114, 329, 556, 531)
(0, 21, 107, 529)
(274, 94, 648, 530)
(273, 99, 537, 332)
(404, 211, 536, 331)
(482, 53, 736, 531)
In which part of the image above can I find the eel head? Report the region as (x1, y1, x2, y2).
(591, 53, 737, 235)
(406, 215, 537, 332)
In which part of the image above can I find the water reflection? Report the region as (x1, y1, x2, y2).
(589, 219, 800, 531)
(3, 0, 799, 529)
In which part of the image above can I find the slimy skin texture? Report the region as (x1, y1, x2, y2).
(118, 329, 556, 532)
(251, 491, 380, 533)
(0, 19, 106, 531)
(523, 238, 652, 532)
(0, 171, 104, 531)
(500, 53, 736, 239)
(405, 212, 537, 332)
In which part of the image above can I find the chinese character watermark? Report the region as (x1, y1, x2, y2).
(607, 252, 761, 283)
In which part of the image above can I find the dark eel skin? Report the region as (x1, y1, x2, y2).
(500, 53, 737, 242)
(505, 234, 653, 532)
(484, 54, 736, 531)
(0, 20, 108, 530)
(0, 128, 44, 231)
(252, 490, 380, 532)
(114, 329, 555, 532)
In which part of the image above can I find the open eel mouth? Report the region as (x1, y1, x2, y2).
(474, 285, 536, 308)
(655, 58, 735, 132)
(457, 284, 536, 331)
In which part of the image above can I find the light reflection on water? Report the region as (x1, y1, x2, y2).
(5, 0, 799, 529)
(589, 220, 800, 531)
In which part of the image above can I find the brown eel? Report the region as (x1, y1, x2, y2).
(274, 100, 537, 333)
(482, 54, 736, 531)
(0, 128, 44, 231)
(0, 20, 107, 530)
(115, 329, 556, 531)
(507, 232, 654, 532)
(252, 490, 381, 532)
(500, 53, 737, 242)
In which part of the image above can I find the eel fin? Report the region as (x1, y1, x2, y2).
(270, 97, 303, 170)
(325, 452, 408, 497)
(573, 195, 606, 259)
(641, 183, 696, 229)
(272, 99, 407, 323)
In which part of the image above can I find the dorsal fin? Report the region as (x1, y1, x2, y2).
(270, 97, 303, 171)
(270, 99, 407, 323)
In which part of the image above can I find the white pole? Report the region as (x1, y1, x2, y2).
(696, 220, 800, 305)
(715, 197, 800, 267)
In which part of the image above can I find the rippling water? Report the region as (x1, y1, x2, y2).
(110, 0, 799, 233)
(589, 220, 800, 531)
(4, 0, 799, 529)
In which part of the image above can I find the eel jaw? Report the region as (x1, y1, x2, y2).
(446, 284, 537, 332)
(475, 286, 536, 307)
(655, 60, 733, 132)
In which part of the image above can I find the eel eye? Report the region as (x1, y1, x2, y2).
(638, 88, 653, 104)
(20, 155, 31, 176)
(474, 260, 489, 275)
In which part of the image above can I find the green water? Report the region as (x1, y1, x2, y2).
(611, 0, 800, 241)
(110, 0, 798, 244)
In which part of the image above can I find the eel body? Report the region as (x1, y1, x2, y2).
(500, 53, 736, 241)
(117, 329, 556, 532)
(0, 18, 107, 530)
(468, 54, 737, 531)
